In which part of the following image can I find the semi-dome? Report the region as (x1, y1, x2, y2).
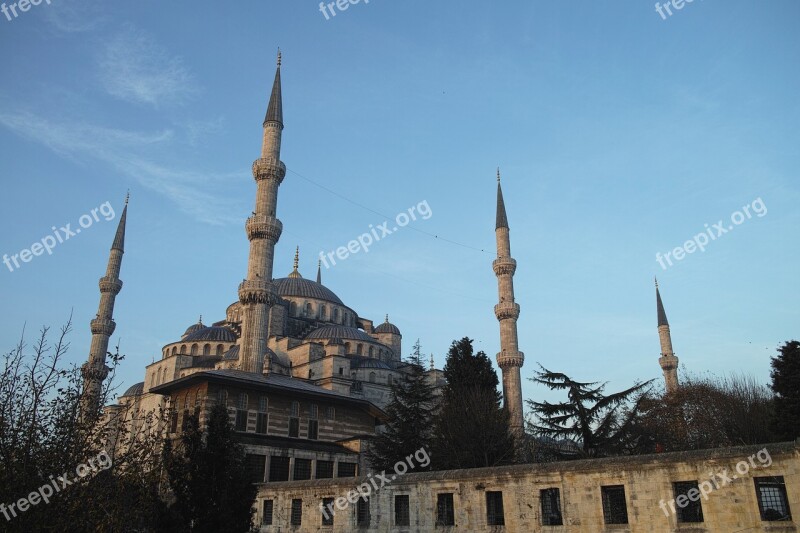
(306, 325, 376, 343)
(122, 382, 144, 397)
(222, 345, 240, 361)
(349, 356, 393, 370)
(273, 277, 345, 306)
(183, 326, 237, 343)
(374, 315, 401, 335)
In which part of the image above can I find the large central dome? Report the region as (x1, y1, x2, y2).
(273, 277, 345, 306)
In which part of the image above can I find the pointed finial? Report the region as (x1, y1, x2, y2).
(497, 167, 501, 183)
(125, 190, 130, 205)
(654, 276, 659, 289)
(277, 48, 282, 67)
(294, 246, 299, 270)
(385, 314, 389, 323)
(199, 315, 203, 325)
(316, 259, 322, 284)
(430, 353, 434, 370)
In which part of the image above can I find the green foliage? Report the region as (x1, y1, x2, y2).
(770, 340, 800, 441)
(163, 404, 257, 533)
(431, 337, 515, 469)
(366, 340, 437, 472)
(528, 365, 652, 457)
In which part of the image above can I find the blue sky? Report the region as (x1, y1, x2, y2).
(0, 1, 798, 410)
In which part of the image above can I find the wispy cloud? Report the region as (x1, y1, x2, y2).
(44, 0, 105, 33)
(0, 111, 242, 225)
(98, 26, 196, 107)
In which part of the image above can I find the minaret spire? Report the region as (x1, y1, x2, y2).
(655, 278, 679, 393)
(316, 259, 322, 284)
(493, 169, 525, 444)
(80, 196, 128, 421)
(238, 54, 287, 374)
(288, 246, 302, 278)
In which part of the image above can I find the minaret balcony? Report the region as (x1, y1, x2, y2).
(238, 279, 276, 305)
(80, 361, 110, 381)
(252, 157, 286, 182)
(496, 350, 525, 368)
(493, 257, 517, 276)
(246, 215, 282, 242)
(494, 302, 520, 321)
(98, 276, 123, 294)
(90, 317, 116, 336)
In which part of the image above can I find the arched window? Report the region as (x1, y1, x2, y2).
(345, 342, 351, 354)
(368, 346, 374, 357)
(203, 344, 211, 356)
(369, 372, 376, 383)
(217, 389, 228, 406)
(216, 344, 224, 356)
(289, 302, 297, 316)
(190, 344, 198, 356)
(172, 346, 177, 356)
(180, 344, 186, 354)
(305, 302, 312, 316)
(356, 344, 363, 355)
(156, 367, 162, 385)
(333, 308, 339, 323)
(319, 305, 326, 320)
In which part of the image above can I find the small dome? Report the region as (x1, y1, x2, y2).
(182, 317, 205, 338)
(222, 345, 240, 361)
(375, 315, 401, 335)
(349, 356, 392, 370)
(306, 325, 376, 343)
(122, 382, 145, 397)
(183, 326, 237, 343)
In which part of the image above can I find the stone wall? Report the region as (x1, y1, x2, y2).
(255, 442, 800, 532)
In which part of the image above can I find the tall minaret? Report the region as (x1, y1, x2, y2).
(493, 169, 525, 438)
(80, 194, 128, 420)
(237, 50, 286, 374)
(656, 278, 679, 393)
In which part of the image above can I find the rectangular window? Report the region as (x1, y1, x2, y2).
(294, 458, 312, 481)
(169, 410, 179, 433)
(673, 481, 704, 523)
(601, 485, 629, 525)
(289, 417, 299, 438)
(357, 496, 370, 527)
(268, 456, 290, 482)
(540, 488, 563, 526)
(395, 495, 410, 526)
(235, 409, 247, 432)
(326, 406, 336, 420)
(337, 462, 357, 478)
(311, 404, 319, 419)
(291, 400, 300, 416)
(486, 491, 505, 526)
(308, 419, 319, 440)
(322, 497, 334, 526)
(256, 412, 268, 434)
(245, 454, 266, 484)
(436, 493, 455, 526)
(316, 460, 334, 479)
(290, 498, 302, 526)
(262, 499, 273, 525)
(755, 476, 792, 521)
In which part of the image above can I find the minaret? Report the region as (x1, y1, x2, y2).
(656, 278, 679, 393)
(238, 50, 286, 374)
(493, 169, 525, 438)
(80, 194, 128, 420)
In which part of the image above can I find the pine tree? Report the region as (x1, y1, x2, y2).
(770, 340, 800, 441)
(431, 337, 515, 470)
(163, 404, 257, 532)
(529, 366, 652, 458)
(366, 340, 437, 472)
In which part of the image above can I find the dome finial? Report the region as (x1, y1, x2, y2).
(385, 314, 389, 323)
(288, 246, 303, 278)
(199, 315, 202, 324)
(430, 353, 434, 370)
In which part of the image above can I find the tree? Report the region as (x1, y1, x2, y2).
(0, 319, 169, 532)
(528, 366, 652, 458)
(163, 404, 257, 533)
(632, 372, 776, 453)
(431, 338, 515, 470)
(771, 340, 800, 441)
(366, 340, 437, 472)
